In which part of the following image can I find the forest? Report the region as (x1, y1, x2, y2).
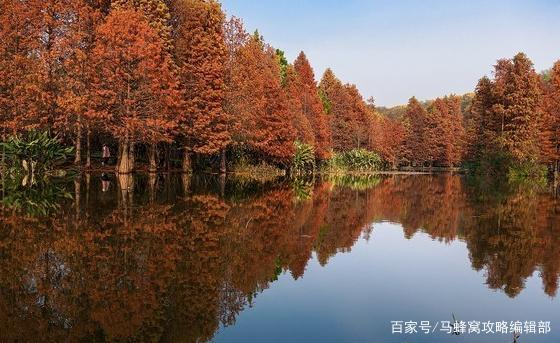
(1, 0, 559, 178)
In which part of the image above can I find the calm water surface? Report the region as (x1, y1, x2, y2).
(0, 174, 559, 342)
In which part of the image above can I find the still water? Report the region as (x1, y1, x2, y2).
(0, 173, 559, 342)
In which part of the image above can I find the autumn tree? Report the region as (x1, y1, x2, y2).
(319, 69, 353, 152)
(466, 53, 544, 174)
(490, 54, 543, 162)
(112, 0, 173, 51)
(402, 97, 428, 166)
(88, 9, 181, 174)
(293, 52, 332, 160)
(0, 0, 43, 136)
(226, 32, 296, 165)
(369, 113, 406, 168)
(284, 65, 315, 146)
(464, 76, 495, 162)
(173, 0, 230, 173)
(58, 0, 109, 167)
(344, 84, 371, 150)
(540, 61, 560, 175)
(424, 96, 464, 166)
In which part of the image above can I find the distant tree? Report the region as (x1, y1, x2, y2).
(402, 97, 428, 166)
(369, 113, 406, 168)
(276, 49, 289, 85)
(492, 53, 543, 161)
(284, 65, 315, 146)
(319, 69, 356, 152)
(344, 84, 371, 150)
(423, 96, 464, 166)
(294, 52, 332, 160)
(464, 76, 495, 161)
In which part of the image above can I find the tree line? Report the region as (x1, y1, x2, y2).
(1, 1, 559, 176)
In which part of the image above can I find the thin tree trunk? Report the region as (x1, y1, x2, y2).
(220, 148, 227, 174)
(148, 172, 157, 203)
(74, 177, 81, 217)
(85, 172, 90, 208)
(1, 138, 5, 174)
(85, 125, 91, 169)
(75, 122, 82, 166)
(164, 143, 171, 171)
(129, 142, 135, 171)
(182, 173, 191, 197)
(219, 173, 226, 197)
(149, 143, 157, 173)
(182, 147, 192, 173)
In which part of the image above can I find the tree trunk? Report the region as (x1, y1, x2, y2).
(182, 173, 191, 197)
(74, 177, 81, 217)
(149, 143, 157, 173)
(129, 142, 135, 171)
(164, 143, 171, 171)
(117, 173, 134, 215)
(75, 123, 82, 166)
(182, 148, 192, 173)
(85, 126, 91, 169)
(219, 173, 226, 197)
(220, 148, 227, 174)
(117, 139, 134, 174)
(148, 172, 157, 203)
(85, 173, 90, 208)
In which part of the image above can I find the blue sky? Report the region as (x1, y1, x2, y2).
(220, 0, 560, 106)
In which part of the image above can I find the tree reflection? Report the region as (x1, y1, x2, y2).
(0, 173, 559, 341)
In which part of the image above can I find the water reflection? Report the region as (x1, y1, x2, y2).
(0, 173, 558, 341)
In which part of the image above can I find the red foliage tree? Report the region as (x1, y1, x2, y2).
(492, 53, 543, 161)
(318, 69, 354, 152)
(0, 0, 43, 136)
(294, 52, 332, 160)
(57, 0, 109, 167)
(87, 9, 181, 174)
(402, 97, 428, 166)
(284, 65, 315, 146)
(369, 113, 406, 168)
(227, 33, 296, 165)
(344, 84, 371, 150)
(540, 61, 560, 174)
(173, 0, 230, 173)
(424, 96, 464, 166)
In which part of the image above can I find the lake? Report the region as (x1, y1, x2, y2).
(0, 173, 559, 342)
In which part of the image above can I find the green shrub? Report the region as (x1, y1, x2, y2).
(1, 131, 73, 175)
(292, 176, 314, 202)
(0, 176, 73, 216)
(506, 161, 548, 184)
(325, 174, 381, 191)
(325, 149, 382, 172)
(292, 141, 315, 174)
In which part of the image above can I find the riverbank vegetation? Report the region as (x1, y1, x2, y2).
(0, 1, 558, 181)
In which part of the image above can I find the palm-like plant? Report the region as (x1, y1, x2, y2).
(292, 140, 316, 174)
(1, 131, 74, 178)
